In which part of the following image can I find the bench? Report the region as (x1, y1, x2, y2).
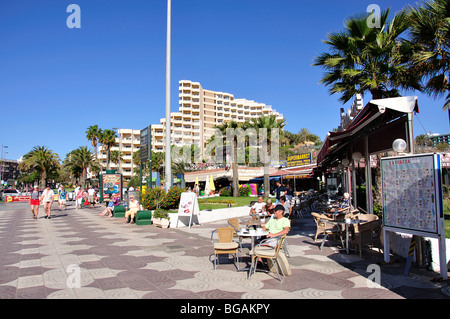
(113, 205, 126, 218)
(136, 210, 152, 225)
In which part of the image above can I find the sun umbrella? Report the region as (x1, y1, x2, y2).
(209, 175, 215, 191)
(205, 175, 211, 196)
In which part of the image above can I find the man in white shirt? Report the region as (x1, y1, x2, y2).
(249, 196, 265, 220)
(87, 186, 96, 208)
(41, 185, 54, 219)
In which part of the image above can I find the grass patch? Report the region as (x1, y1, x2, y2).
(198, 196, 257, 211)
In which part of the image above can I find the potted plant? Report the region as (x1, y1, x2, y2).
(152, 208, 170, 228)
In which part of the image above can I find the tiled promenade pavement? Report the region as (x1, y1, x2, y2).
(0, 201, 449, 300)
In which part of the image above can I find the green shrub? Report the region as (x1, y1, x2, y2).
(153, 208, 169, 219)
(219, 187, 230, 196)
(140, 187, 165, 210)
(239, 185, 250, 197)
(373, 203, 383, 219)
(160, 186, 186, 210)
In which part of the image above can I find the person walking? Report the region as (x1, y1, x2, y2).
(29, 185, 40, 219)
(76, 187, 83, 209)
(41, 185, 54, 219)
(87, 186, 96, 208)
(58, 186, 68, 211)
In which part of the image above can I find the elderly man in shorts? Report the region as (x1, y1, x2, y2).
(87, 186, 96, 208)
(41, 185, 54, 219)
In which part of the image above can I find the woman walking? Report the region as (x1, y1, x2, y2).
(30, 186, 40, 219)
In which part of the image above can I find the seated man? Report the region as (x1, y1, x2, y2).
(249, 196, 265, 220)
(279, 195, 292, 218)
(263, 199, 275, 219)
(329, 192, 350, 214)
(260, 204, 290, 248)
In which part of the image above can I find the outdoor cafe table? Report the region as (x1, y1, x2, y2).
(237, 229, 269, 251)
(320, 218, 366, 254)
(236, 229, 269, 272)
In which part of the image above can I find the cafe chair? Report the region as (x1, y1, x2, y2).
(227, 218, 243, 249)
(350, 214, 382, 257)
(211, 227, 240, 271)
(311, 212, 333, 241)
(248, 234, 287, 282)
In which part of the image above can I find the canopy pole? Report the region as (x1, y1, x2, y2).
(351, 146, 357, 209)
(365, 136, 373, 214)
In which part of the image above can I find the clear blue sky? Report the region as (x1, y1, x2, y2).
(0, 0, 447, 161)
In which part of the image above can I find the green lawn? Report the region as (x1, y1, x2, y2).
(197, 196, 257, 211)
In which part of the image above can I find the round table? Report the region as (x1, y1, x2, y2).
(237, 230, 269, 251)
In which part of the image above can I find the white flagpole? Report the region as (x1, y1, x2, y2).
(165, 0, 172, 192)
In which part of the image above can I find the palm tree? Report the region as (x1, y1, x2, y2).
(313, 9, 422, 204)
(110, 150, 123, 168)
(86, 125, 102, 157)
(313, 9, 421, 103)
(215, 121, 244, 197)
(19, 146, 60, 189)
(98, 129, 117, 170)
(246, 115, 286, 198)
(67, 146, 95, 187)
(406, 0, 450, 120)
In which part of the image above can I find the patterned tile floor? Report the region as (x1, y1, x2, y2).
(0, 201, 448, 299)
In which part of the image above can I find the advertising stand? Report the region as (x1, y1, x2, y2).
(381, 153, 447, 279)
(176, 192, 200, 228)
(100, 171, 123, 203)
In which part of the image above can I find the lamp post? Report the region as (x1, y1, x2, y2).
(164, 0, 172, 192)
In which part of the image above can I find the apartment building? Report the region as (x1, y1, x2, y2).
(97, 80, 284, 184)
(153, 80, 284, 157)
(98, 129, 141, 185)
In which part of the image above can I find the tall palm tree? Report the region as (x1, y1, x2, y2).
(246, 115, 286, 198)
(19, 146, 60, 189)
(215, 121, 243, 197)
(67, 146, 95, 187)
(313, 9, 421, 103)
(407, 0, 450, 120)
(110, 150, 123, 168)
(313, 9, 422, 204)
(98, 129, 117, 170)
(86, 125, 102, 157)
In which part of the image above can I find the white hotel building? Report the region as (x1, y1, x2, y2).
(99, 80, 284, 184)
(152, 80, 284, 155)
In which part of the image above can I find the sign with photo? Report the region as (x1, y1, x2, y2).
(176, 192, 200, 228)
(100, 173, 122, 202)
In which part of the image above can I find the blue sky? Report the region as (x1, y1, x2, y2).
(0, 0, 447, 161)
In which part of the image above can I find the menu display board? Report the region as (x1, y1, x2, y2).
(177, 192, 200, 228)
(381, 154, 441, 235)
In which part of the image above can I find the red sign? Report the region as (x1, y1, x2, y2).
(5, 196, 31, 203)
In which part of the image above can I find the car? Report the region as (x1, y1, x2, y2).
(1, 189, 20, 201)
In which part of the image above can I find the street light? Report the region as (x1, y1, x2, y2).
(164, 0, 172, 192)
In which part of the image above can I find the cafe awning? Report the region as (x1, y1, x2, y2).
(316, 96, 419, 214)
(317, 96, 419, 167)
